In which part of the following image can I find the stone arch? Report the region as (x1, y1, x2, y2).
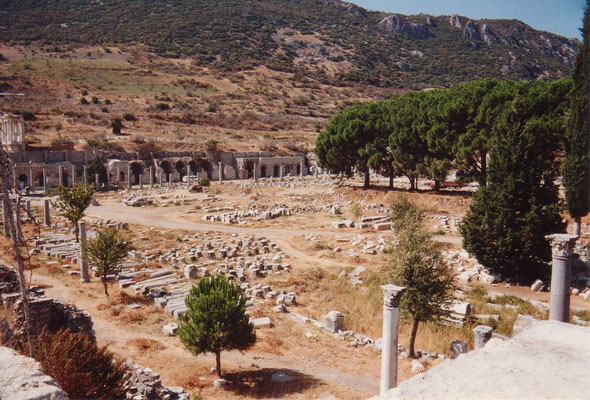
(18, 174, 27, 189)
(160, 160, 173, 182)
(62, 172, 69, 187)
(273, 165, 280, 177)
(297, 164, 301, 175)
(260, 165, 267, 178)
(191, 158, 212, 179)
(175, 160, 186, 179)
(130, 162, 144, 185)
(36, 172, 44, 187)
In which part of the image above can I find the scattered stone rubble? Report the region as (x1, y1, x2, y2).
(122, 361, 189, 400)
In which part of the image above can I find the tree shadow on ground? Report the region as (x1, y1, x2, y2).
(223, 368, 325, 398)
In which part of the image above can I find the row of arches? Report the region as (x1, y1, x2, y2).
(125, 159, 213, 185)
(241, 162, 301, 179)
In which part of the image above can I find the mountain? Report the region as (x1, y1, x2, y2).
(0, 0, 579, 87)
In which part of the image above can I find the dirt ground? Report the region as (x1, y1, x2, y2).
(6, 178, 590, 399)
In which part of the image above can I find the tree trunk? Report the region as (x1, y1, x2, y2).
(388, 175, 394, 190)
(479, 151, 487, 187)
(102, 275, 109, 297)
(574, 216, 581, 236)
(364, 170, 370, 188)
(434, 179, 440, 191)
(215, 351, 222, 377)
(408, 177, 415, 191)
(74, 223, 79, 242)
(408, 319, 420, 358)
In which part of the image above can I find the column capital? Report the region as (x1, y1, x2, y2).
(545, 233, 578, 258)
(381, 284, 406, 308)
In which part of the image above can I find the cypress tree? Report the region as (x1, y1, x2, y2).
(563, 2, 590, 235)
(178, 276, 256, 377)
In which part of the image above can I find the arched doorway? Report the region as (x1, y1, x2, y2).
(160, 161, 173, 182)
(273, 165, 280, 177)
(18, 174, 27, 189)
(175, 160, 186, 180)
(37, 173, 44, 187)
(285, 165, 291, 176)
(62, 173, 69, 187)
(260, 165, 267, 178)
(130, 163, 144, 185)
(297, 164, 301, 175)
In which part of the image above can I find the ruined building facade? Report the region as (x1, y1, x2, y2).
(1, 114, 313, 190)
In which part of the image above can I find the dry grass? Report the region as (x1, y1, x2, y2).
(127, 338, 166, 352)
(118, 309, 146, 323)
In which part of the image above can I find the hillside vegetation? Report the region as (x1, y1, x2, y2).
(0, 0, 578, 87)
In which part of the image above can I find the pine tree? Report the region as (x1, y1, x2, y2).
(178, 276, 256, 377)
(56, 182, 94, 241)
(384, 197, 455, 358)
(563, 3, 590, 235)
(82, 228, 131, 296)
(461, 81, 568, 279)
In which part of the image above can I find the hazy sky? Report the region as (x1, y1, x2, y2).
(349, 0, 586, 39)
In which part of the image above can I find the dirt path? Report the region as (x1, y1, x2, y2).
(31, 271, 379, 396)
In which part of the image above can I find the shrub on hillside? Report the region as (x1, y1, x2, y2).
(33, 327, 128, 399)
(199, 176, 210, 187)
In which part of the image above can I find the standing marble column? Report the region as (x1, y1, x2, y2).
(186, 165, 191, 186)
(300, 160, 304, 178)
(43, 198, 51, 227)
(168, 174, 172, 186)
(58, 165, 63, 187)
(280, 164, 284, 179)
(139, 172, 143, 189)
(25, 199, 31, 218)
(149, 166, 154, 188)
(79, 221, 90, 283)
(253, 163, 257, 179)
(42, 168, 47, 194)
(159, 170, 163, 187)
(116, 167, 121, 187)
(83, 166, 88, 190)
(29, 169, 33, 189)
(545, 234, 578, 322)
(127, 165, 132, 188)
(218, 162, 223, 183)
(380, 284, 406, 396)
(71, 165, 76, 186)
(95, 173, 100, 190)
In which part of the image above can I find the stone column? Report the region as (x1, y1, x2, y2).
(25, 199, 31, 217)
(473, 325, 493, 349)
(545, 234, 578, 322)
(29, 169, 33, 189)
(139, 172, 143, 189)
(159, 170, 163, 186)
(127, 165, 132, 188)
(280, 164, 284, 179)
(83, 166, 88, 190)
(79, 221, 90, 283)
(315, 166, 319, 178)
(380, 284, 406, 395)
(253, 163, 257, 179)
(168, 174, 172, 186)
(300, 160, 304, 178)
(15, 196, 22, 243)
(218, 162, 223, 183)
(2, 201, 9, 237)
(58, 165, 63, 187)
(42, 168, 47, 193)
(71, 165, 76, 186)
(149, 166, 154, 188)
(186, 165, 190, 186)
(43, 198, 51, 227)
(95, 173, 100, 190)
(116, 166, 121, 187)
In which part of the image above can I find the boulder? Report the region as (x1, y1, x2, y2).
(325, 311, 344, 333)
(531, 280, 544, 292)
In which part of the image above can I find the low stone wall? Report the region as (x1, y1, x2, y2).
(0, 346, 69, 400)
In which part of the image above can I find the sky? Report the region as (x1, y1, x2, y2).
(349, 0, 586, 39)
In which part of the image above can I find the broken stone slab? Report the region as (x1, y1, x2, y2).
(512, 314, 538, 336)
(250, 317, 272, 328)
(449, 340, 468, 359)
(410, 360, 425, 373)
(162, 323, 178, 336)
(325, 310, 344, 333)
(531, 279, 544, 292)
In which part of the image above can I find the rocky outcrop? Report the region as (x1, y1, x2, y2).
(449, 14, 464, 29)
(122, 361, 189, 400)
(378, 15, 433, 39)
(0, 346, 69, 400)
(463, 20, 481, 41)
(481, 24, 498, 45)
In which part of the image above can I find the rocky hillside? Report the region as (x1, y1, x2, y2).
(0, 0, 579, 87)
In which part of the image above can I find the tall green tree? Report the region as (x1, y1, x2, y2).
(316, 102, 383, 188)
(82, 228, 131, 296)
(384, 197, 455, 358)
(56, 182, 94, 242)
(461, 80, 569, 279)
(86, 156, 108, 187)
(563, 3, 590, 236)
(178, 276, 256, 377)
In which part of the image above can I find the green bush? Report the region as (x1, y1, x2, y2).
(199, 176, 210, 187)
(155, 102, 170, 111)
(91, 96, 99, 104)
(80, 97, 89, 105)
